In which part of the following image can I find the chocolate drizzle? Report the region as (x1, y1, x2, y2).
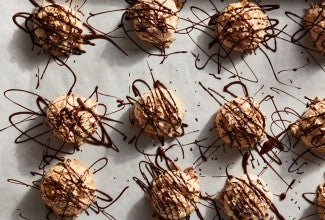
(133, 147, 203, 219)
(285, 3, 325, 58)
(119, 65, 186, 150)
(206, 81, 267, 150)
(7, 157, 128, 220)
(4, 88, 126, 169)
(40, 158, 97, 218)
(133, 80, 185, 136)
(216, 96, 266, 149)
(2, 1, 324, 219)
(181, 0, 313, 95)
(299, 185, 325, 220)
(217, 151, 285, 220)
(13, 0, 126, 57)
(128, 0, 179, 48)
(195, 80, 310, 195)
(290, 97, 325, 152)
(302, 3, 324, 53)
(201, 80, 306, 159)
(209, 1, 279, 54)
(121, 12, 187, 64)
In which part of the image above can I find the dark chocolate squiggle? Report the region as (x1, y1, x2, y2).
(218, 151, 285, 220)
(4, 88, 125, 169)
(133, 147, 203, 219)
(7, 157, 128, 220)
(13, 0, 126, 57)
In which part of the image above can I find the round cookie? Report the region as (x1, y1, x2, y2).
(134, 87, 184, 137)
(128, 0, 179, 48)
(290, 97, 325, 152)
(215, 97, 266, 149)
(46, 94, 99, 146)
(217, 174, 273, 220)
(32, 3, 84, 56)
(40, 158, 96, 219)
(216, 0, 270, 53)
(304, 2, 325, 54)
(148, 165, 200, 219)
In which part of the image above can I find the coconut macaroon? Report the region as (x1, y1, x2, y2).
(304, 2, 325, 54)
(134, 86, 185, 137)
(128, 0, 180, 48)
(290, 97, 325, 152)
(217, 175, 273, 220)
(46, 94, 99, 146)
(147, 165, 200, 219)
(215, 97, 266, 149)
(317, 183, 325, 220)
(32, 2, 84, 56)
(216, 0, 270, 53)
(40, 158, 96, 219)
